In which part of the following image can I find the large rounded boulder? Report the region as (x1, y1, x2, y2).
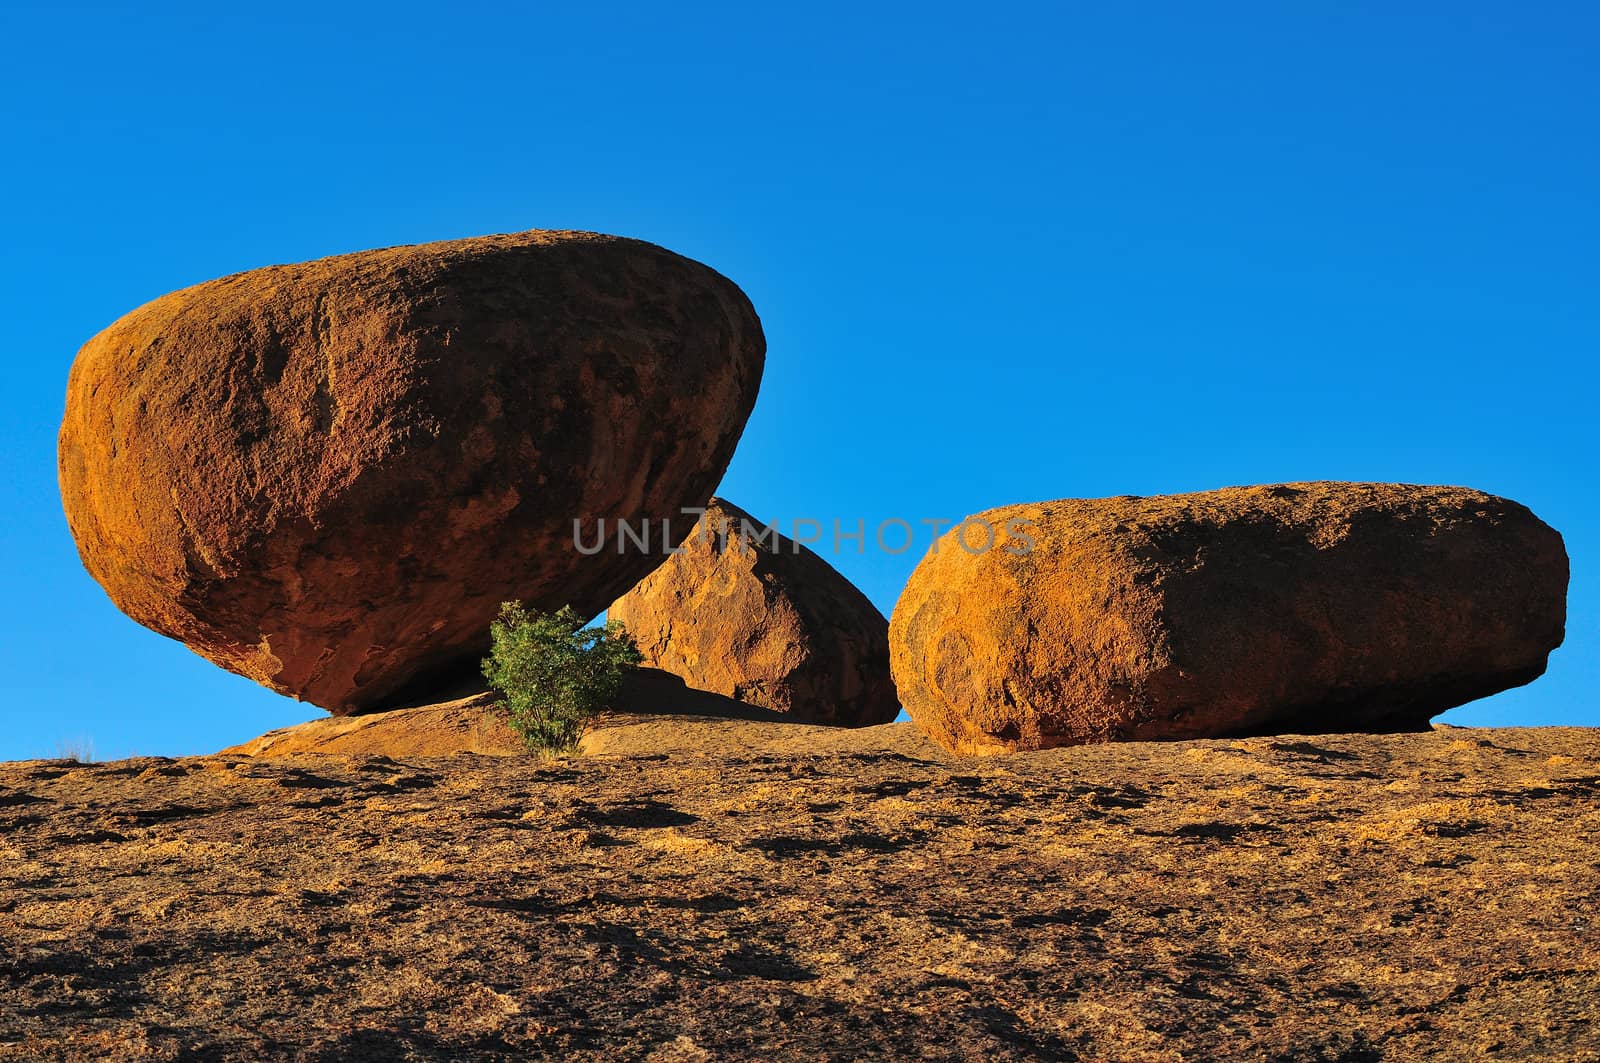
(889, 483, 1568, 755)
(609, 497, 900, 726)
(59, 230, 765, 712)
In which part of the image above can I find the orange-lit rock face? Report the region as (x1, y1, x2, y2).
(609, 498, 900, 727)
(58, 231, 764, 713)
(889, 483, 1568, 755)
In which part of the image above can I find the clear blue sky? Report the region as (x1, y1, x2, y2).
(2, 3, 1595, 759)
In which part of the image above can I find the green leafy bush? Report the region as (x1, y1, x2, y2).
(481, 602, 642, 754)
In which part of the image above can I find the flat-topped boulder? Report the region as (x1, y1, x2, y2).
(890, 482, 1568, 755)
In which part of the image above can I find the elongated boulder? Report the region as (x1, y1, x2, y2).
(59, 230, 764, 712)
(889, 483, 1568, 755)
(608, 498, 900, 726)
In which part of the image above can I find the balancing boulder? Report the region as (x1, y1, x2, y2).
(59, 230, 764, 712)
(889, 482, 1568, 755)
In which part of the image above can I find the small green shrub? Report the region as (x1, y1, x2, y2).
(481, 602, 642, 754)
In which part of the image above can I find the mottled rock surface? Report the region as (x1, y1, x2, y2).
(219, 668, 927, 759)
(891, 482, 1567, 755)
(609, 498, 899, 726)
(219, 691, 524, 758)
(2, 726, 1597, 1060)
(58, 231, 764, 713)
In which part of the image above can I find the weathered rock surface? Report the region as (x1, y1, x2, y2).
(2, 726, 1597, 1059)
(219, 668, 931, 759)
(58, 231, 764, 713)
(219, 691, 523, 758)
(891, 482, 1568, 755)
(609, 498, 899, 726)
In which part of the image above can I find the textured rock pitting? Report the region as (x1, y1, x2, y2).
(2, 727, 1597, 1059)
